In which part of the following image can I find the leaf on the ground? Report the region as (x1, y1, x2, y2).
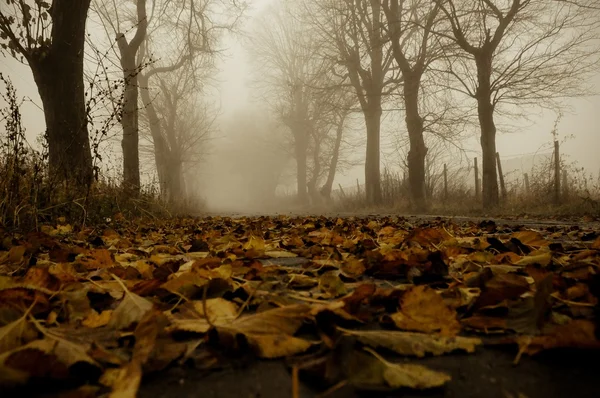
(512, 231, 549, 248)
(339, 328, 481, 357)
(160, 272, 208, 297)
(216, 304, 313, 358)
(109, 310, 160, 398)
(0, 311, 37, 355)
(265, 250, 297, 258)
(318, 271, 348, 298)
(515, 250, 552, 267)
(108, 278, 154, 330)
(340, 257, 366, 278)
(82, 310, 113, 328)
(516, 320, 600, 356)
(78, 249, 114, 269)
(346, 348, 451, 390)
(388, 285, 460, 336)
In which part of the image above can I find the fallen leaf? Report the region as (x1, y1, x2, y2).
(516, 320, 600, 356)
(216, 304, 313, 358)
(338, 328, 481, 357)
(0, 310, 37, 355)
(108, 276, 154, 330)
(346, 348, 451, 390)
(389, 286, 460, 336)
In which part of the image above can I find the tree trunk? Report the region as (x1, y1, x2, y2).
(364, 106, 382, 205)
(29, 0, 93, 188)
(475, 54, 499, 209)
(321, 120, 344, 199)
(139, 74, 169, 198)
(166, 155, 183, 204)
(308, 136, 321, 206)
(403, 77, 428, 212)
(295, 132, 309, 205)
(117, 42, 141, 191)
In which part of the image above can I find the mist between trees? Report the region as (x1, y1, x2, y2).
(0, 0, 599, 223)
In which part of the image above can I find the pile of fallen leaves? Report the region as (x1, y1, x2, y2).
(1, 216, 599, 397)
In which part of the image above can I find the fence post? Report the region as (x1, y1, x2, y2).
(524, 173, 530, 195)
(443, 163, 448, 202)
(554, 140, 561, 204)
(562, 169, 568, 200)
(496, 152, 507, 203)
(474, 157, 480, 201)
(356, 178, 360, 197)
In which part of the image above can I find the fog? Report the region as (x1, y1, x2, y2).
(1, 0, 599, 214)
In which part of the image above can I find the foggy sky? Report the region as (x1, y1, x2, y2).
(0, 0, 599, 209)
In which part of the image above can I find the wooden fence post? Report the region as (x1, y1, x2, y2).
(474, 157, 480, 201)
(554, 140, 561, 204)
(443, 163, 448, 202)
(524, 173, 530, 195)
(562, 169, 568, 200)
(496, 152, 507, 203)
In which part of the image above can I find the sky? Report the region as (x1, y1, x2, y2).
(1, 0, 599, 201)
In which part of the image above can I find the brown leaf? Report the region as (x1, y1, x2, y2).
(0, 311, 37, 355)
(346, 348, 451, 390)
(108, 278, 154, 330)
(389, 286, 460, 336)
(512, 230, 549, 248)
(217, 304, 313, 358)
(339, 328, 481, 357)
(78, 249, 114, 270)
(82, 310, 113, 328)
(516, 320, 600, 356)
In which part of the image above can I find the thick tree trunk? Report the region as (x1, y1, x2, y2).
(403, 77, 428, 212)
(166, 155, 183, 204)
(117, 43, 141, 191)
(307, 138, 321, 206)
(295, 132, 309, 205)
(364, 107, 382, 205)
(475, 55, 499, 209)
(139, 74, 169, 198)
(321, 121, 344, 199)
(29, 0, 93, 188)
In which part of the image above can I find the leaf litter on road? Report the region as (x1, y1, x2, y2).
(0, 215, 598, 395)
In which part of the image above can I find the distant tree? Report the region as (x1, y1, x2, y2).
(433, 0, 600, 209)
(250, 2, 348, 206)
(0, 0, 93, 187)
(139, 62, 215, 203)
(305, 0, 401, 205)
(382, 0, 442, 211)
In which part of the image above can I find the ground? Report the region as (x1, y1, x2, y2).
(0, 214, 599, 397)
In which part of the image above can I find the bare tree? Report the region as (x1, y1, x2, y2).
(139, 62, 215, 203)
(382, 0, 443, 211)
(0, 0, 93, 187)
(433, 0, 600, 209)
(250, 2, 344, 206)
(305, 0, 401, 205)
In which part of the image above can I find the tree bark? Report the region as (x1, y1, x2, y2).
(475, 54, 499, 209)
(29, 0, 93, 187)
(116, 0, 147, 192)
(403, 76, 428, 212)
(295, 131, 309, 205)
(364, 106, 382, 205)
(117, 41, 141, 191)
(139, 73, 169, 197)
(321, 120, 344, 199)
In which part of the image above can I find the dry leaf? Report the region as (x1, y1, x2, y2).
(0, 311, 37, 355)
(339, 328, 481, 357)
(389, 286, 460, 336)
(346, 348, 451, 390)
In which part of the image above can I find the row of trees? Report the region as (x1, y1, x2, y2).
(251, 0, 599, 210)
(0, 0, 242, 202)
